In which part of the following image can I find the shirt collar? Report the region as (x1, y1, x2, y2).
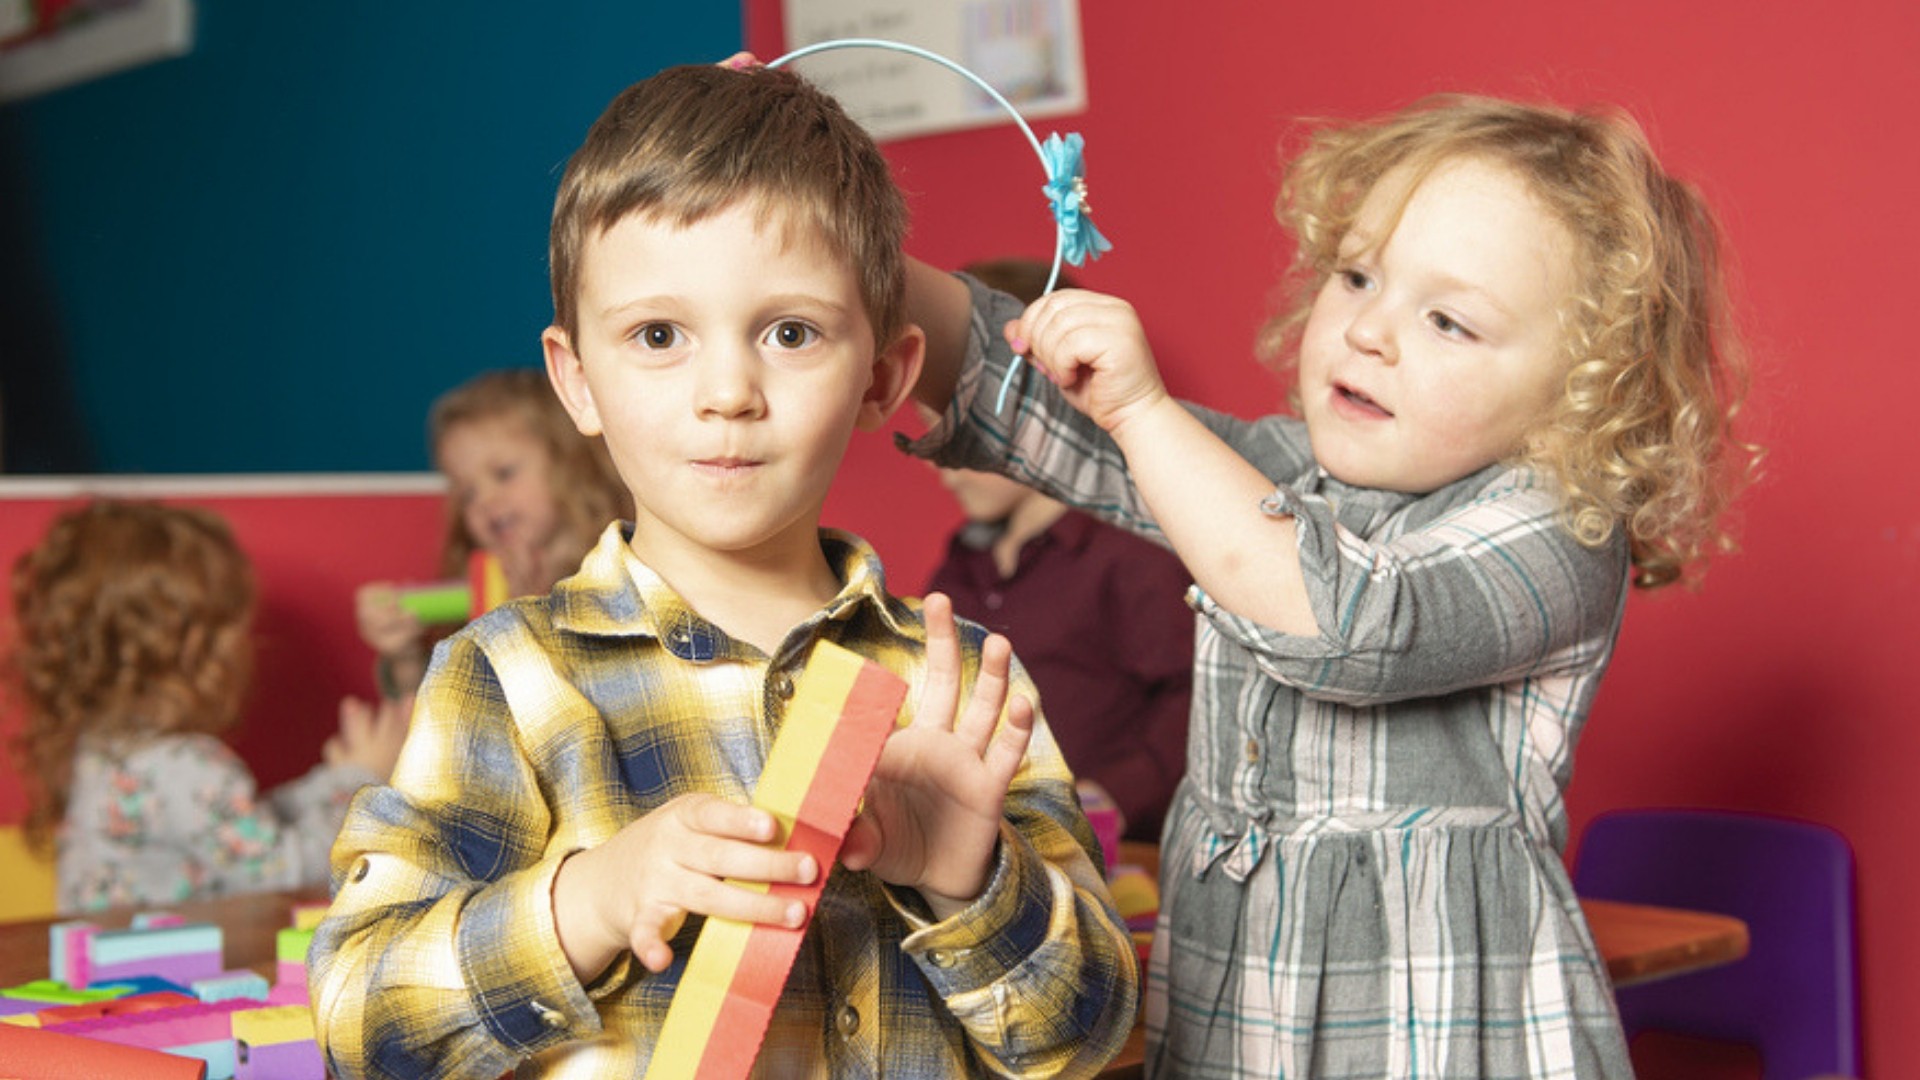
(549, 521, 913, 648)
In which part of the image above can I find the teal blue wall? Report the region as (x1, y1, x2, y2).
(0, 3, 740, 473)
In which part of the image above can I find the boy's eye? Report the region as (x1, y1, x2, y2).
(764, 320, 820, 349)
(636, 323, 683, 349)
(1339, 268, 1373, 291)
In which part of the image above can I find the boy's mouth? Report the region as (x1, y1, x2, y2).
(693, 456, 762, 477)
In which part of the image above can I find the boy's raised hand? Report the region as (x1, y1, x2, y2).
(1007, 289, 1171, 435)
(839, 593, 1035, 920)
(551, 794, 819, 982)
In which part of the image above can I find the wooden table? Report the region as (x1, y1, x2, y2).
(1095, 841, 1749, 1078)
(0, 865, 1745, 1080)
(0, 888, 327, 987)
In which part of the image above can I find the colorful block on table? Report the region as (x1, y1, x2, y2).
(643, 640, 907, 1080)
(193, 970, 271, 1003)
(34, 990, 199, 1027)
(2, 978, 126, 1005)
(47, 920, 100, 986)
(65, 921, 224, 988)
(236, 1033, 324, 1080)
(230, 1004, 313, 1047)
(274, 926, 314, 965)
(0, 1022, 211, 1079)
(289, 901, 330, 931)
(55, 997, 254, 1079)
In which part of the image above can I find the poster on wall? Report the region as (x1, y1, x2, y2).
(780, 0, 1086, 142)
(0, 0, 193, 103)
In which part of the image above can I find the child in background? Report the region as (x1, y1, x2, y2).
(353, 367, 630, 699)
(7, 500, 410, 913)
(907, 96, 1757, 1076)
(310, 62, 1135, 1078)
(926, 257, 1193, 843)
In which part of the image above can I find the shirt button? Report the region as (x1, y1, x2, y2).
(1245, 738, 1260, 762)
(351, 858, 370, 883)
(531, 1000, 567, 1029)
(836, 1004, 860, 1037)
(773, 672, 796, 700)
(984, 592, 1003, 610)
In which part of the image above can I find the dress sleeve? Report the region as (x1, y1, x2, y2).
(126, 736, 365, 900)
(883, 647, 1140, 1079)
(901, 273, 1318, 546)
(1197, 470, 1631, 706)
(309, 628, 614, 1080)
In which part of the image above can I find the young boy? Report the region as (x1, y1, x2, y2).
(308, 64, 1138, 1078)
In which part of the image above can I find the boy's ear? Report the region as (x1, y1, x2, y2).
(856, 324, 926, 432)
(543, 326, 603, 437)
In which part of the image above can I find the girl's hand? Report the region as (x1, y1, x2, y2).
(839, 593, 1035, 920)
(1006, 289, 1171, 435)
(551, 794, 819, 980)
(326, 694, 413, 782)
(355, 583, 424, 659)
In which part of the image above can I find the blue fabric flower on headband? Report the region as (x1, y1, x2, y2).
(1041, 132, 1113, 266)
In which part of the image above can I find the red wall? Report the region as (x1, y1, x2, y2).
(756, 2, 1918, 1073)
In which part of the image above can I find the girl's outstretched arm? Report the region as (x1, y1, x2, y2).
(905, 257, 977, 414)
(1013, 289, 1318, 635)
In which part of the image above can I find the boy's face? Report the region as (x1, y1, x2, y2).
(544, 200, 921, 573)
(1296, 155, 1576, 493)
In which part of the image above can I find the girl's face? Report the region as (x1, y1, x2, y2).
(437, 415, 563, 556)
(1296, 155, 1577, 493)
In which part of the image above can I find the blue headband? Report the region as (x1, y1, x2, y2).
(768, 38, 1113, 412)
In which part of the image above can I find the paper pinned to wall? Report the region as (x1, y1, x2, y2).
(0, 0, 194, 104)
(781, 0, 1085, 142)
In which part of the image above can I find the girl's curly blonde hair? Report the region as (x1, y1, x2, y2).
(1259, 95, 1760, 589)
(7, 501, 255, 853)
(427, 368, 632, 581)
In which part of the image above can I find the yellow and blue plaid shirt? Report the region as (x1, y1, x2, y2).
(310, 524, 1138, 1079)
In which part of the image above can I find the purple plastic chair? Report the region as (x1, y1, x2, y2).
(1573, 808, 1861, 1080)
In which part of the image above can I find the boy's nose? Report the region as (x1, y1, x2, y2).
(695, 345, 767, 419)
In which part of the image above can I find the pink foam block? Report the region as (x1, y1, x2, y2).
(47, 921, 98, 987)
(264, 981, 308, 1006)
(57, 997, 250, 1051)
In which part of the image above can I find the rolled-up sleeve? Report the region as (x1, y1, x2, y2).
(1194, 471, 1630, 706)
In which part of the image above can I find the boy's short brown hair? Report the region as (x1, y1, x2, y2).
(549, 64, 908, 350)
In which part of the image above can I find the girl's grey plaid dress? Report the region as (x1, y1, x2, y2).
(907, 278, 1635, 1079)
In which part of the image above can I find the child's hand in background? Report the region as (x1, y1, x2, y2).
(1007, 289, 1170, 435)
(354, 583, 424, 660)
(550, 793, 819, 980)
(840, 593, 1035, 920)
(326, 694, 412, 782)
